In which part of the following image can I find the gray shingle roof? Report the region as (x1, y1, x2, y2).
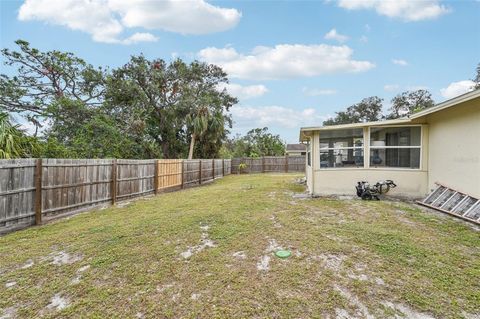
(286, 144, 306, 151)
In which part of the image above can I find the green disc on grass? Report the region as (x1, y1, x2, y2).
(275, 250, 291, 259)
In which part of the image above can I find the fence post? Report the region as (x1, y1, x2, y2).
(34, 158, 43, 225)
(285, 155, 288, 173)
(111, 159, 117, 205)
(222, 159, 225, 176)
(198, 160, 202, 185)
(154, 160, 159, 195)
(181, 160, 185, 189)
(262, 156, 265, 173)
(212, 159, 215, 180)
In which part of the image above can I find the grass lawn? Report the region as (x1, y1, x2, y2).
(1, 174, 479, 318)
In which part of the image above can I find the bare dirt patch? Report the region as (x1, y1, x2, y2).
(48, 251, 83, 266)
(257, 238, 283, 272)
(381, 301, 435, 319)
(46, 293, 70, 311)
(335, 285, 374, 319)
(309, 253, 346, 271)
(232, 251, 246, 260)
(180, 224, 216, 260)
(20, 259, 34, 269)
(0, 306, 17, 319)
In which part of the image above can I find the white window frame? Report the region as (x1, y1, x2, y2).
(368, 125, 423, 171)
(319, 130, 365, 169)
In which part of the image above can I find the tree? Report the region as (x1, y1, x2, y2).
(473, 62, 480, 90)
(182, 61, 236, 159)
(0, 40, 105, 134)
(323, 96, 383, 126)
(386, 89, 434, 119)
(1, 41, 237, 159)
(224, 128, 285, 157)
(106, 56, 236, 159)
(0, 112, 39, 158)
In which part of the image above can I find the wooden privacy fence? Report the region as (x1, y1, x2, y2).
(0, 158, 232, 234)
(231, 156, 305, 174)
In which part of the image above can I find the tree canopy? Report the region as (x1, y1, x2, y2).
(0, 40, 237, 159)
(221, 127, 285, 158)
(323, 96, 383, 126)
(473, 62, 480, 90)
(0, 112, 40, 159)
(323, 89, 435, 126)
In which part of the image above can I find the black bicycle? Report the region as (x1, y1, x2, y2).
(356, 180, 397, 200)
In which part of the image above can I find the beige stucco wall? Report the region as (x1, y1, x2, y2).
(304, 96, 480, 199)
(307, 127, 430, 198)
(305, 142, 313, 191)
(426, 99, 480, 197)
(311, 169, 428, 198)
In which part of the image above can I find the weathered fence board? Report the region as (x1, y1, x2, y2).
(0, 159, 37, 232)
(231, 156, 305, 174)
(116, 159, 155, 200)
(41, 159, 113, 219)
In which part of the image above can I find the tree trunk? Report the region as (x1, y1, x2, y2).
(188, 133, 196, 160)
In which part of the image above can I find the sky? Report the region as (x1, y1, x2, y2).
(1, 0, 479, 143)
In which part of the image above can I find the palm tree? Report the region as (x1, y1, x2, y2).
(186, 106, 225, 159)
(0, 112, 38, 159)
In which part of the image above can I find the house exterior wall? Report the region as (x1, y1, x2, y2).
(307, 126, 430, 199)
(426, 99, 480, 197)
(305, 142, 313, 191)
(311, 169, 428, 198)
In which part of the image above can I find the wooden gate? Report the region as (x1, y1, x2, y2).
(157, 159, 183, 190)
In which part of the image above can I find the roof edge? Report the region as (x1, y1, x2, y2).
(410, 89, 480, 119)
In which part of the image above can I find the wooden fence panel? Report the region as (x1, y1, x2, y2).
(231, 158, 241, 174)
(288, 156, 306, 172)
(230, 156, 306, 174)
(0, 159, 36, 232)
(183, 160, 200, 186)
(1, 156, 237, 234)
(200, 159, 213, 183)
(157, 159, 183, 190)
(214, 159, 223, 178)
(264, 156, 285, 172)
(116, 159, 155, 200)
(224, 159, 231, 175)
(41, 159, 113, 219)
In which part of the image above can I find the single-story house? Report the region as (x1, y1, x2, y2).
(286, 143, 307, 156)
(299, 89, 480, 199)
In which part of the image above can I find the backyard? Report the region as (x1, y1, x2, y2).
(0, 174, 479, 318)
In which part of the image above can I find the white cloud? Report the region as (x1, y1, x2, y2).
(337, 0, 450, 21)
(440, 80, 475, 99)
(392, 59, 408, 66)
(302, 87, 337, 96)
(218, 83, 268, 99)
(231, 105, 328, 129)
(198, 44, 375, 80)
(359, 35, 368, 43)
(384, 84, 400, 92)
(108, 0, 241, 34)
(18, 0, 241, 44)
(18, 0, 125, 44)
(324, 28, 349, 43)
(121, 32, 158, 45)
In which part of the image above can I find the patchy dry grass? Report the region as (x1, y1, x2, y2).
(1, 174, 479, 318)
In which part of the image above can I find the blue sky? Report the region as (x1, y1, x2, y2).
(1, 0, 479, 142)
